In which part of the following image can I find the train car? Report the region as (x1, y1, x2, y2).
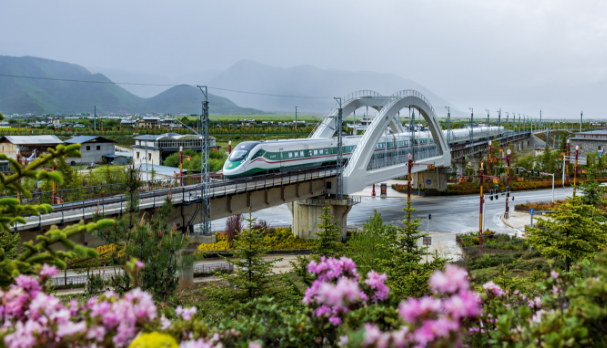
(222, 126, 504, 178)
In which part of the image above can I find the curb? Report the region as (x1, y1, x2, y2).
(500, 213, 525, 230)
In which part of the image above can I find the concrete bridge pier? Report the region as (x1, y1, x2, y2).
(288, 196, 359, 241)
(411, 169, 449, 191)
(179, 234, 216, 289)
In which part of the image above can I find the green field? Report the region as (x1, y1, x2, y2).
(186, 113, 323, 122)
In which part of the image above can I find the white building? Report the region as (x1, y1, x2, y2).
(132, 133, 216, 167)
(64, 136, 116, 165)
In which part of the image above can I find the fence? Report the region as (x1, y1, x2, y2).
(50, 263, 234, 288)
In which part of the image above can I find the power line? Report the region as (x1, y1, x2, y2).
(0, 73, 333, 99)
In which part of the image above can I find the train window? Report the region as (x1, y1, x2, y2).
(288, 152, 292, 158)
(314, 150, 318, 155)
(300, 151, 304, 157)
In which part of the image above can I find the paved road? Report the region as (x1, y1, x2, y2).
(209, 186, 575, 235)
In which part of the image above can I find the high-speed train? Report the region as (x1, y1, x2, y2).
(222, 126, 504, 178)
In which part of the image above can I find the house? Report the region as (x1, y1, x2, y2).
(570, 130, 607, 155)
(0, 122, 10, 129)
(120, 119, 137, 127)
(132, 133, 216, 166)
(102, 153, 133, 165)
(0, 135, 64, 159)
(64, 136, 116, 165)
(137, 117, 161, 128)
(239, 119, 256, 126)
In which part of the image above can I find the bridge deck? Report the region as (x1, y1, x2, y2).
(15, 167, 337, 231)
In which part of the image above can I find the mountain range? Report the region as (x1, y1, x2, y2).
(0, 56, 261, 115)
(94, 60, 463, 116)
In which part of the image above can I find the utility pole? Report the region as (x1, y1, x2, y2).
(411, 108, 416, 161)
(469, 108, 474, 160)
(94, 105, 97, 131)
(497, 109, 501, 130)
(580, 111, 583, 133)
(574, 145, 579, 196)
(506, 149, 511, 219)
(197, 86, 211, 235)
(335, 97, 343, 200)
(486, 109, 490, 126)
(445, 106, 451, 143)
(540, 109, 542, 130)
(295, 106, 298, 130)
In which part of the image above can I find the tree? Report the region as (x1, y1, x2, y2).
(0, 124, 113, 286)
(346, 210, 395, 276)
(0, 230, 21, 260)
(527, 196, 607, 271)
(579, 175, 602, 207)
(313, 203, 342, 258)
(225, 214, 243, 248)
(388, 197, 447, 298)
(217, 209, 281, 303)
(93, 166, 192, 300)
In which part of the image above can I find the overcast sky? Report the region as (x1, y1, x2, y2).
(2, 0, 606, 118)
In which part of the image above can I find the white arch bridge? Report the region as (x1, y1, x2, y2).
(312, 90, 452, 194)
(13, 90, 531, 244)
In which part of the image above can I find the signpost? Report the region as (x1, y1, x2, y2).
(530, 208, 535, 227)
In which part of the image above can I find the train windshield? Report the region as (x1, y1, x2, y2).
(228, 141, 261, 161)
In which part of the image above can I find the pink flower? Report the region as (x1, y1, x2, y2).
(443, 291, 482, 319)
(314, 305, 332, 317)
(329, 316, 342, 326)
(56, 321, 87, 337)
(398, 296, 441, 323)
(338, 335, 349, 347)
(175, 306, 197, 321)
(365, 271, 389, 302)
(482, 281, 505, 297)
(13, 275, 42, 295)
(39, 264, 58, 278)
(248, 343, 262, 348)
(307, 257, 359, 282)
(430, 264, 469, 295)
(363, 323, 390, 347)
(317, 278, 364, 308)
(551, 271, 559, 279)
(161, 315, 171, 330)
(136, 260, 144, 269)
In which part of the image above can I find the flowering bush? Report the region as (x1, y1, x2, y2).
(350, 264, 482, 348)
(7, 254, 607, 347)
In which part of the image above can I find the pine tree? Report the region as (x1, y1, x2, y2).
(126, 195, 192, 301)
(93, 166, 191, 300)
(346, 210, 395, 276)
(312, 203, 342, 258)
(217, 209, 281, 303)
(0, 231, 21, 260)
(388, 198, 447, 298)
(528, 196, 607, 271)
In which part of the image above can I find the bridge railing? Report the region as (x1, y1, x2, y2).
(367, 144, 439, 171)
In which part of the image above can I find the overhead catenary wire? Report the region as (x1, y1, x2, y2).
(0, 73, 333, 99)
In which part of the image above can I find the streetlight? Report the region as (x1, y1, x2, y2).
(505, 149, 511, 219)
(574, 145, 580, 196)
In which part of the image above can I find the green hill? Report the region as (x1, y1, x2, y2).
(0, 56, 262, 115)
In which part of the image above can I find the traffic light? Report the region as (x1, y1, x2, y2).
(536, 170, 540, 177)
(516, 167, 520, 175)
(428, 214, 432, 220)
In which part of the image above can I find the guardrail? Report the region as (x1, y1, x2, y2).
(50, 264, 234, 287)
